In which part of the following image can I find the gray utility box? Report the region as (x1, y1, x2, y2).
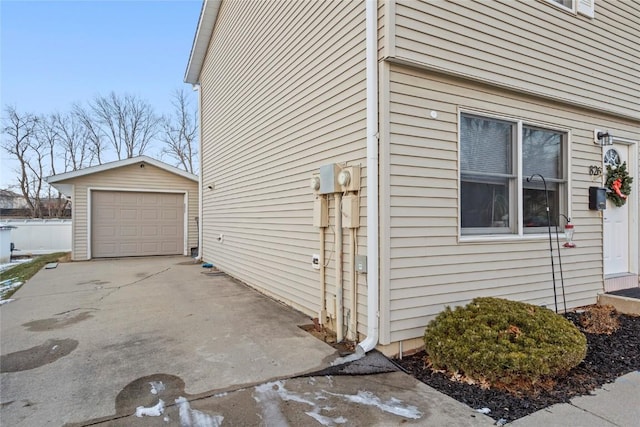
(355, 255, 367, 273)
(319, 163, 342, 194)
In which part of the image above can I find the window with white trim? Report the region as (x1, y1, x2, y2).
(460, 113, 567, 236)
(550, 0, 573, 11)
(546, 0, 595, 18)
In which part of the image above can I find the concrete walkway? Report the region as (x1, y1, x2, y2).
(0, 256, 494, 426)
(510, 370, 640, 427)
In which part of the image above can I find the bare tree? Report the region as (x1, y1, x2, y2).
(35, 114, 70, 217)
(73, 103, 106, 165)
(54, 111, 90, 171)
(1, 106, 44, 217)
(88, 92, 160, 160)
(160, 89, 198, 174)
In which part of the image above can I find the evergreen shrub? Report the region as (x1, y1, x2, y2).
(423, 297, 587, 388)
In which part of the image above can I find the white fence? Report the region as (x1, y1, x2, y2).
(1, 219, 72, 254)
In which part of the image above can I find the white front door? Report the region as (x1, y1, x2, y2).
(603, 145, 630, 276)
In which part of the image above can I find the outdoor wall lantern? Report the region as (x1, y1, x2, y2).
(594, 129, 613, 146)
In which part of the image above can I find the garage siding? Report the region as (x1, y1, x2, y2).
(67, 163, 198, 260)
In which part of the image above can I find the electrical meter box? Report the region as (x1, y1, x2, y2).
(589, 187, 607, 211)
(341, 194, 360, 228)
(339, 165, 361, 192)
(313, 197, 328, 227)
(319, 164, 342, 194)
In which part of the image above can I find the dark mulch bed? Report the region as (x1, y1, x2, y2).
(395, 310, 640, 423)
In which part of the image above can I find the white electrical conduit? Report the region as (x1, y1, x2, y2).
(357, 0, 379, 354)
(349, 227, 358, 341)
(335, 193, 344, 342)
(319, 217, 327, 325)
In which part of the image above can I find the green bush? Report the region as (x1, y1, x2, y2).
(423, 297, 587, 388)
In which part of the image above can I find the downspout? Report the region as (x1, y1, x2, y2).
(357, 0, 379, 354)
(194, 83, 204, 261)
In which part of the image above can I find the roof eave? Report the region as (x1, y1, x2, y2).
(184, 0, 222, 85)
(46, 156, 198, 184)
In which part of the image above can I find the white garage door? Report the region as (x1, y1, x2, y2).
(92, 191, 184, 258)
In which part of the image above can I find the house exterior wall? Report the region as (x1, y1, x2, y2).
(198, 1, 369, 326)
(381, 63, 639, 347)
(191, 0, 638, 355)
(63, 164, 198, 260)
(388, 0, 639, 120)
(374, 0, 640, 356)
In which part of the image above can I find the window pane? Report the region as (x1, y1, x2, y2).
(523, 127, 562, 180)
(550, 0, 573, 8)
(461, 115, 513, 175)
(523, 182, 559, 228)
(461, 178, 511, 230)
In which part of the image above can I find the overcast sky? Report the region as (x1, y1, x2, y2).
(0, 0, 202, 189)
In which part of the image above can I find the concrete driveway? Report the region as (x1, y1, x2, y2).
(1, 256, 494, 426)
(0, 256, 338, 425)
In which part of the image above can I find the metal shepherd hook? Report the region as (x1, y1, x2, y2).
(527, 173, 558, 313)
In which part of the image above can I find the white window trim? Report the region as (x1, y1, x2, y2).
(545, 0, 575, 14)
(457, 109, 572, 242)
(544, 0, 595, 18)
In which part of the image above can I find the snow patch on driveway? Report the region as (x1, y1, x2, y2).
(135, 399, 165, 417)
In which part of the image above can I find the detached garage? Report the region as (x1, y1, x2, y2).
(47, 156, 198, 260)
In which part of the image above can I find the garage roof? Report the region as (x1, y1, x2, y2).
(184, 0, 222, 85)
(46, 156, 198, 195)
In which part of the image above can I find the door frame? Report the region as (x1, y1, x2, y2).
(602, 137, 639, 283)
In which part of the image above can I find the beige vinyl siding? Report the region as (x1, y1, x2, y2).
(384, 63, 639, 343)
(65, 164, 198, 260)
(391, 0, 640, 119)
(199, 1, 368, 329)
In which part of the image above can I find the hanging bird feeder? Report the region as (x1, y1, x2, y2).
(563, 222, 576, 248)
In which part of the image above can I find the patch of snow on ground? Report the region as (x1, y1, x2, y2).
(175, 396, 223, 427)
(0, 279, 22, 305)
(253, 382, 291, 426)
(149, 381, 165, 395)
(0, 298, 15, 305)
(253, 379, 422, 426)
(328, 390, 422, 419)
(0, 258, 32, 273)
(305, 406, 348, 426)
(135, 399, 165, 417)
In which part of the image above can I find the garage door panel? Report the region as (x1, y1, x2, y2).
(92, 191, 184, 258)
(95, 208, 116, 220)
(141, 225, 160, 237)
(162, 209, 178, 220)
(162, 226, 178, 235)
(120, 209, 138, 220)
(120, 226, 138, 237)
(94, 226, 116, 238)
(161, 242, 179, 252)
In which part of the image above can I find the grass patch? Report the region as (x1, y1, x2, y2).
(0, 252, 70, 300)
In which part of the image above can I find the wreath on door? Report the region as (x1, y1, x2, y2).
(605, 161, 633, 207)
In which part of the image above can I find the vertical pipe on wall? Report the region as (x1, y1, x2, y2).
(357, 0, 379, 354)
(349, 227, 358, 341)
(320, 225, 327, 325)
(335, 193, 344, 342)
(194, 83, 204, 261)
